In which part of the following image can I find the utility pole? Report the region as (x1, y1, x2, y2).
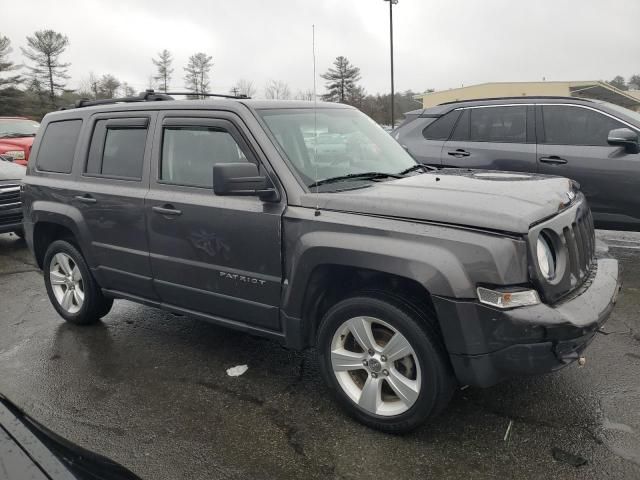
(384, 0, 398, 128)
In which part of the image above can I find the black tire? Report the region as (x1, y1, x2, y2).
(43, 240, 113, 325)
(317, 292, 455, 433)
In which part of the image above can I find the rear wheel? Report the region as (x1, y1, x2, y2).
(317, 293, 455, 433)
(43, 240, 113, 325)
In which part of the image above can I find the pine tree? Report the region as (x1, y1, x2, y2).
(184, 52, 213, 98)
(321, 56, 362, 103)
(21, 30, 70, 103)
(152, 49, 173, 92)
(0, 34, 24, 115)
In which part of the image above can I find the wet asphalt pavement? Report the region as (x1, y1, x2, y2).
(1, 231, 639, 480)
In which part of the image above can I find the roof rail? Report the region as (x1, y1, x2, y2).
(59, 89, 250, 110)
(437, 95, 594, 106)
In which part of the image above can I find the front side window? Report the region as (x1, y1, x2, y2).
(542, 105, 625, 146)
(259, 108, 416, 189)
(36, 119, 82, 173)
(161, 127, 248, 188)
(468, 106, 527, 143)
(86, 119, 148, 179)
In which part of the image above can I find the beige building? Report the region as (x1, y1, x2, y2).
(415, 81, 640, 111)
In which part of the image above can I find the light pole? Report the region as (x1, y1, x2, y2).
(384, 0, 398, 128)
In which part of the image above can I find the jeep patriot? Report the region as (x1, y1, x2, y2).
(21, 91, 621, 432)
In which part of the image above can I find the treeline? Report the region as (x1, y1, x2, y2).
(0, 29, 422, 124)
(607, 75, 640, 91)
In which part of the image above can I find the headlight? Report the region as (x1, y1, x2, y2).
(4, 150, 25, 160)
(536, 234, 555, 280)
(477, 287, 540, 309)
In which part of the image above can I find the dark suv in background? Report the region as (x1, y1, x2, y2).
(21, 92, 620, 432)
(394, 97, 640, 231)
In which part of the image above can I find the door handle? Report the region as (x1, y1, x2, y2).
(152, 205, 182, 216)
(539, 156, 568, 165)
(447, 149, 470, 157)
(74, 195, 97, 204)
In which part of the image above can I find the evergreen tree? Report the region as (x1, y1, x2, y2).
(321, 56, 361, 103)
(21, 30, 70, 103)
(184, 52, 213, 98)
(152, 49, 173, 92)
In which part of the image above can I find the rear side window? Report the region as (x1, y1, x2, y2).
(468, 106, 527, 143)
(36, 120, 82, 173)
(86, 118, 148, 179)
(160, 126, 249, 188)
(542, 105, 625, 146)
(422, 110, 460, 140)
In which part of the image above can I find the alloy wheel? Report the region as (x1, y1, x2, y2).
(49, 252, 85, 314)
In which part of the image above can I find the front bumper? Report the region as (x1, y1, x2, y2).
(433, 257, 621, 387)
(0, 205, 23, 234)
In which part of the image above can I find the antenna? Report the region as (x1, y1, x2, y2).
(312, 24, 320, 216)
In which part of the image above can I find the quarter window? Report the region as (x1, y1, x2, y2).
(542, 105, 625, 146)
(86, 118, 148, 179)
(36, 119, 82, 173)
(422, 110, 460, 140)
(468, 106, 527, 143)
(160, 126, 249, 188)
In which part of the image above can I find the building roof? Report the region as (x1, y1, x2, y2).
(415, 81, 640, 110)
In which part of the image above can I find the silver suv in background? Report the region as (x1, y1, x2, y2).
(393, 97, 640, 231)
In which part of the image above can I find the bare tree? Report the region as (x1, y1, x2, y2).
(295, 89, 315, 101)
(231, 79, 256, 97)
(21, 30, 70, 103)
(152, 49, 173, 92)
(184, 52, 213, 98)
(264, 79, 291, 100)
(121, 81, 136, 97)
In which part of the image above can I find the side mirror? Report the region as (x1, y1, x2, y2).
(213, 162, 278, 200)
(608, 128, 640, 154)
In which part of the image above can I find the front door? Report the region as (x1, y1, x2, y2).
(537, 104, 640, 230)
(145, 113, 284, 330)
(441, 105, 537, 172)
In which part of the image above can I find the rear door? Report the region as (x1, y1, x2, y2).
(73, 112, 156, 299)
(537, 104, 640, 229)
(441, 105, 537, 172)
(145, 111, 284, 330)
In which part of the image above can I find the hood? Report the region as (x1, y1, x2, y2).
(0, 158, 26, 181)
(302, 169, 577, 234)
(0, 136, 34, 149)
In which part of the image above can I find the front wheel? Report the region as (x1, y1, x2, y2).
(43, 240, 113, 325)
(317, 294, 455, 433)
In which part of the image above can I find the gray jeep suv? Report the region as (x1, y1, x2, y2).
(394, 96, 640, 231)
(22, 91, 621, 432)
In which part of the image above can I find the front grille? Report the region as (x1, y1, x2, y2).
(0, 184, 21, 210)
(0, 212, 22, 226)
(562, 208, 596, 287)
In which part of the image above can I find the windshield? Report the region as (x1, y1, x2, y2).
(258, 108, 416, 189)
(595, 101, 640, 125)
(0, 118, 40, 137)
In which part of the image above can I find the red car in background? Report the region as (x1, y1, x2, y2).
(0, 117, 40, 166)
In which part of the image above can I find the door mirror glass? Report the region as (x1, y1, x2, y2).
(213, 162, 277, 200)
(607, 127, 640, 153)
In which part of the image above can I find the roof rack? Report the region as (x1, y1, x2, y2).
(59, 89, 250, 110)
(437, 95, 594, 106)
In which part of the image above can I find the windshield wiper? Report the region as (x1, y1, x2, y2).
(308, 171, 404, 189)
(399, 163, 436, 175)
(0, 133, 36, 138)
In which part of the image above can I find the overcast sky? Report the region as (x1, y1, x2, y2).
(3, 0, 640, 97)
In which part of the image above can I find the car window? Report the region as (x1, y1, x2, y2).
(450, 109, 470, 141)
(161, 126, 248, 188)
(36, 120, 82, 173)
(542, 105, 626, 146)
(86, 119, 147, 179)
(422, 110, 460, 140)
(468, 106, 526, 143)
